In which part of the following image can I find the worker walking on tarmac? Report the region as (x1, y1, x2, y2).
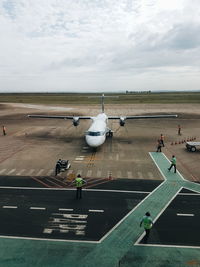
(2, 126, 6, 136)
(160, 134, 165, 147)
(178, 125, 181, 135)
(140, 212, 153, 242)
(73, 174, 86, 199)
(168, 155, 177, 173)
(156, 139, 162, 152)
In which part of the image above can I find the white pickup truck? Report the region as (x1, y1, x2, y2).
(186, 142, 200, 152)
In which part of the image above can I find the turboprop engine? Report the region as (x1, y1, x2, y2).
(119, 117, 126, 126)
(73, 117, 80, 126)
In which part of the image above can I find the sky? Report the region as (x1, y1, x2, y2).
(0, 0, 200, 93)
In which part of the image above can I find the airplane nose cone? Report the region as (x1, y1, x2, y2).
(85, 136, 104, 147)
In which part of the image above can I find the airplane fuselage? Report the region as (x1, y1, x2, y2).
(85, 113, 109, 147)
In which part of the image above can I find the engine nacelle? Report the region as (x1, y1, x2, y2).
(119, 117, 126, 126)
(73, 117, 80, 126)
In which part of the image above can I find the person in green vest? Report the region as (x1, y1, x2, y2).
(73, 174, 86, 199)
(168, 155, 177, 173)
(140, 212, 153, 242)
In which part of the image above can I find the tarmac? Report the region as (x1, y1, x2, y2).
(0, 153, 199, 266)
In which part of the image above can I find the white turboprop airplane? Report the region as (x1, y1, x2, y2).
(28, 94, 177, 148)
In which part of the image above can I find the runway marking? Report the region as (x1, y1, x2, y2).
(148, 172, 154, 179)
(97, 170, 102, 178)
(116, 154, 119, 161)
(117, 171, 122, 178)
(47, 169, 53, 176)
(0, 169, 6, 174)
(137, 171, 143, 179)
(177, 213, 194, 216)
(86, 170, 92, 177)
(27, 169, 35, 176)
(36, 169, 45, 176)
(16, 169, 26, 175)
(30, 207, 46, 210)
(2, 206, 18, 209)
(135, 187, 182, 245)
(59, 208, 74, 211)
(127, 171, 132, 179)
(89, 209, 104, 213)
(7, 169, 16, 175)
(75, 158, 84, 161)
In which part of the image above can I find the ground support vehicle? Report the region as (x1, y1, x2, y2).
(186, 142, 200, 152)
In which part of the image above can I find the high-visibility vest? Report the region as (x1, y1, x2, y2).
(171, 157, 176, 165)
(75, 178, 84, 187)
(142, 216, 153, 229)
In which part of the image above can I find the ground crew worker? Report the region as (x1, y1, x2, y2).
(160, 134, 164, 147)
(2, 126, 6, 136)
(156, 139, 162, 152)
(168, 155, 177, 173)
(178, 125, 181, 135)
(140, 212, 153, 242)
(55, 159, 62, 176)
(73, 174, 86, 199)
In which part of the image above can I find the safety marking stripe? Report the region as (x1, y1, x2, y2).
(177, 213, 194, 216)
(0, 169, 6, 174)
(47, 169, 53, 176)
(137, 171, 143, 179)
(26, 169, 35, 176)
(7, 169, 16, 175)
(127, 171, 132, 179)
(89, 210, 104, 213)
(2, 206, 18, 209)
(30, 207, 46, 210)
(16, 169, 26, 175)
(59, 208, 74, 211)
(36, 169, 45, 176)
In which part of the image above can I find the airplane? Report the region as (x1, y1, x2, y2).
(28, 94, 177, 148)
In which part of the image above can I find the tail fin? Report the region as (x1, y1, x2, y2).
(101, 94, 105, 113)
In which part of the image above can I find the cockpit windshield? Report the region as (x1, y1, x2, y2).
(86, 131, 104, 136)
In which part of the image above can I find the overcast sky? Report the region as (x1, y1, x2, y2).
(0, 0, 200, 93)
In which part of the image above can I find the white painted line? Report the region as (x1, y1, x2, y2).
(137, 171, 143, 179)
(27, 169, 35, 176)
(135, 243, 200, 249)
(59, 208, 73, 211)
(135, 186, 183, 245)
(47, 169, 53, 176)
(97, 170, 101, 178)
(2, 206, 18, 209)
(75, 158, 84, 161)
(179, 193, 200, 196)
(148, 172, 154, 179)
(127, 171, 132, 179)
(177, 213, 194, 216)
(89, 209, 104, 213)
(16, 169, 26, 175)
(0, 169, 7, 174)
(99, 181, 166, 243)
(82, 147, 89, 150)
(7, 169, 16, 175)
(116, 154, 119, 161)
(0, 234, 100, 244)
(30, 207, 46, 210)
(36, 169, 45, 176)
(86, 170, 92, 177)
(117, 171, 122, 178)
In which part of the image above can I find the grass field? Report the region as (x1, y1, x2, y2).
(0, 92, 200, 104)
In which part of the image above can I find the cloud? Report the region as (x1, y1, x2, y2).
(0, 0, 200, 92)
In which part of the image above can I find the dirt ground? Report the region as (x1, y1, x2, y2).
(0, 102, 200, 182)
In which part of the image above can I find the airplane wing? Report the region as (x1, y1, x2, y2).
(107, 114, 177, 126)
(27, 115, 91, 119)
(27, 114, 92, 126)
(108, 115, 178, 119)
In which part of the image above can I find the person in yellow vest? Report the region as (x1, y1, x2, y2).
(168, 155, 177, 173)
(73, 174, 86, 199)
(140, 212, 153, 242)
